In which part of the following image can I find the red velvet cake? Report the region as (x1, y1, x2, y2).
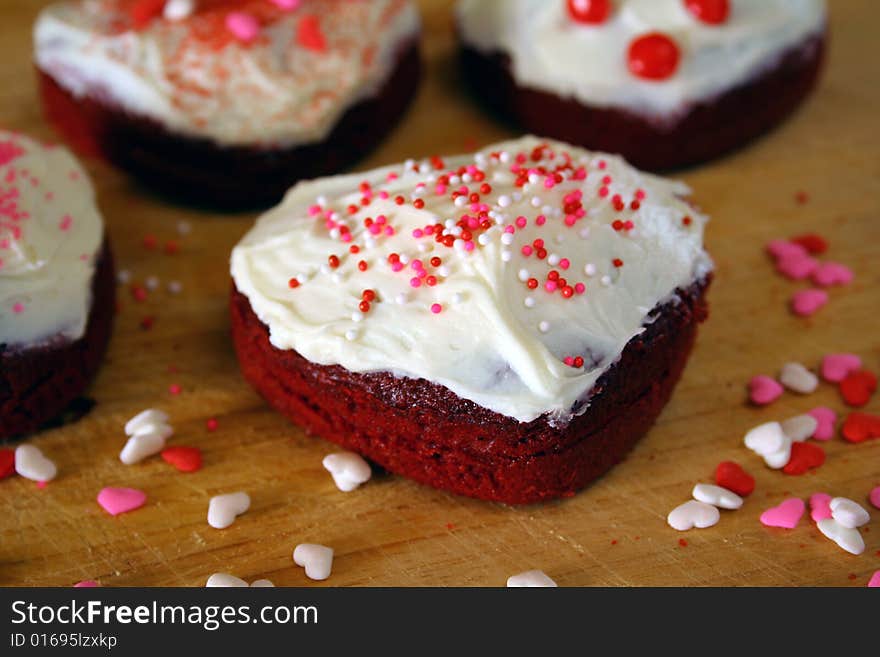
(0, 131, 114, 441)
(34, 0, 422, 208)
(456, 0, 827, 171)
(230, 136, 713, 504)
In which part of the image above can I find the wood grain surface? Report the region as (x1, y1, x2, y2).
(1, 0, 878, 587)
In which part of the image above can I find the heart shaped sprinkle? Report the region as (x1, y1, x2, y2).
(692, 483, 743, 510)
(250, 579, 275, 587)
(161, 446, 202, 472)
(807, 406, 837, 440)
(207, 492, 251, 529)
(781, 414, 819, 442)
(507, 570, 557, 587)
(809, 493, 833, 522)
(870, 486, 880, 510)
(293, 543, 334, 581)
(97, 487, 147, 516)
(120, 432, 167, 465)
(816, 518, 865, 555)
(766, 240, 808, 260)
(74, 580, 99, 588)
(0, 448, 15, 479)
(869, 571, 880, 588)
(821, 353, 862, 383)
(811, 262, 854, 287)
(667, 500, 720, 531)
(791, 289, 828, 317)
(779, 362, 819, 394)
(744, 422, 791, 469)
(841, 412, 880, 443)
(124, 408, 170, 436)
(790, 233, 828, 255)
(15, 444, 58, 482)
(715, 461, 755, 496)
(226, 12, 261, 44)
(760, 498, 805, 529)
(839, 369, 877, 407)
(322, 451, 372, 492)
(776, 252, 817, 280)
(829, 497, 870, 529)
(782, 442, 825, 475)
(206, 573, 248, 588)
(748, 376, 783, 405)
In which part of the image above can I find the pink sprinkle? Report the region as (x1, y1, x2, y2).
(869, 571, 880, 588)
(821, 353, 862, 382)
(559, 258, 570, 270)
(535, 215, 546, 226)
(12, 302, 24, 314)
(807, 406, 836, 440)
(341, 233, 352, 243)
(411, 260, 424, 271)
(410, 277, 421, 288)
(169, 384, 182, 395)
(308, 205, 321, 216)
(574, 283, 586, 294)
(749, 375, 784, 405)
(412, 229, 424, 238)
(226, 12, 260, 43)
(635, 189, 646, 200)
(766, 240, 807, 260)
(504, 225, 515, 234)
(811, 262, 854, 287)
(809, 493, 833, 522)
(464, 241, 475, 252)
(391, 262, 403, 272)
(598, 187, 609, 198)
(206, 418, 218, 432)
(271, 0, 301, 9)
(564, 215, 577, 227)
(869, 486, 880, 510)
(74, 580, 100, 588)
(515, 216, 527, 228)
(521, 246, 533, 256)
(545, 281, 557, 292)
(97, 487, 147, 516)
(791, 289, 828, 316)
(760, 498, 805, 529)
(563, 357, 574, 366)
(430, 303, 442, 314)
(384, 227, 394, 236)
(776, 253, 817, 280)
(59, 214, 72, 231)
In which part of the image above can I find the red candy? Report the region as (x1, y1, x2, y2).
(839, 369, 877, 407)
(684, 0, 730, 25)
(0, 449, 15, 479)
(129, 0, 165, 30)
(714, 461, 755, 496)
(161, 446, 202, 473)
(628, 33, 680, 81)
(782, 442, 825, 476)
(790, 233, 829, 255)
(297, 14, 327, 52)
(841, 412, 880, 443)
(567, 0, 611, 24)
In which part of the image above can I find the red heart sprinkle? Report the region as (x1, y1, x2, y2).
(839, 369, 877, 407)
(714, 461, 755, 496)
(161, 446, 202, 473)
(782, 442, 826, 476)
(130, 0, 165, 29)
(841, 412, 880, 443)
(0, 449, 15, 479)
(790, 233, 828, 255)
(297, 14, 327, 52)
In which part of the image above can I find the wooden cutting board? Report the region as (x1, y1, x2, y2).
(1, 0, 877, 587)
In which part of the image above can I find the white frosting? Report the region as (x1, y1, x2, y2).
(457, 0, 826, 118)
(34, 0, 420, 147)
(0, 131, 103, 348)
(231, 137, 711, 424)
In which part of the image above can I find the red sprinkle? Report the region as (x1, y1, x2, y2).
(714, 461, 755, 496)
(139, 316, 155, 331)
(164, 240, 179, 255)
(567, 0, 611, 24)
(161, 446, 202, 473)
(678, 538, 688, 548)
(328, 255, 340, 269)
(839, 370, 877, 407)
(297, 14, 327, 52)
(791, 233, 828, 255)
(782, 442, 825, 476)
(288, 277, 300, 289)
(628, 33, 680, 80)
(841, 412, 880, 443)
(612, 258, 624, 268)
(684, 0, 730, 25)
(206, 418, 218, 432)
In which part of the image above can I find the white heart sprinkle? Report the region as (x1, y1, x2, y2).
(781, 414, 819, 442)
(780, 362, 819, 394)
(829, 497, 870, 529)
(14, 444, 57, 482)
(293, 544, 334, 581)
(207, 492, 251, 529)
(667, 500, 720, 531)
(125, 409, 170, 436)
(507, 570, 557, 587)
(250, 579, 275, 588)
(119, 431, 168, 465)
(692, 483, 743, 510)
(816, 518, 865, 555)
(322, 452, 372, 492)
(206, 573, 248, 588)
(744, 422, 791, 469)
(164, 0, 194, 21)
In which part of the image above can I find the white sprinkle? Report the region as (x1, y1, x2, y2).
(829, 497, 870, 528)
(293, 544, 334, 581)
(344, 329, 358, 341)
(454, 196, 467, 207)
(528, 173, 540, 185)
(548, 254, 560, 266)
(449, 175, 461, 185)
(176, 220, 191, 235)
(364, 236, 376, 249)
(531, 197, 542, 207)
(507, 570, 557, 587)
(497, 195, 511, 208)
(207, 492, 251, 530)
(600, 275, 611, 286)
(14, 444, 57, 482)
(512, 192, 523, 203)
(538, 321, 550, 333)
(444, 219, 456, 229)
(579, 226, 591, 239)
(316, 195, 328, 206)
(320, 264, 331, 275)
(452, 293, 464, 305)
(518, 269, 529, 282)
(322, 451, 372, 492)
(501, 233, 514, 246)
(331, 273, 342, 284)
(206, 573, 248, 588)
(667, 500, 720, 531)
(351, 313, 363, 322)
(584, 263, 596, 276)
(167, 280, 182, 294)
(478, 234, 491, 246)
(541, 205, 553, 215)
(692, 483, 743, 510)
(450, 226, 463, 237)
(499, 152, 510, 163)
(395, 293, 409, 305)
(501, 251, 512, 262)
(117, 269, 131, 285)
(399, 254, 410, 265)
(417, 243, 430, 253)
(524, 297, 535, 308)
(145, 276, 159, 291)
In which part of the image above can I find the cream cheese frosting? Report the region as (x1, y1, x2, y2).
(0, 131, 103, 348)
(34, 0, 421, 147)
(457, 0, 826, 118)
(231, 136, 712, 424)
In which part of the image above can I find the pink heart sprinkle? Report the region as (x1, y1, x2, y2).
(807, 407, 837, 440)
(271, 0, 301, 9)
(74, 580, 99, 588)
(749, 375, 784, 405)
(791, 289, 828, 317)
(766, 240, 808, 260)
(811, 262, 854, 287)
(97, 487, 147, 516)
(869, 571, 880, 588)
(870, 486, 880, 510)
(776, 253, 818, 280)
(821, 353, 862, 383)
(760, 497, 805, 529)
(226, 12, 260, 43)
(809, 492, 833, 522)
